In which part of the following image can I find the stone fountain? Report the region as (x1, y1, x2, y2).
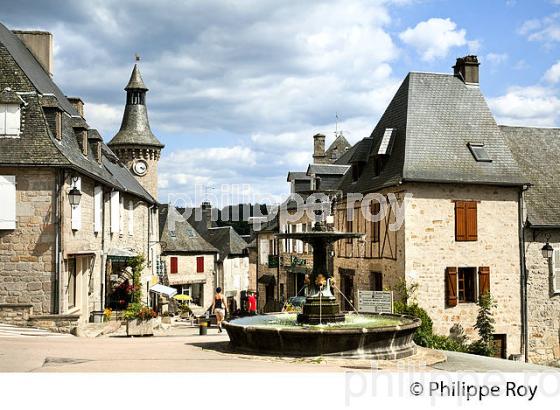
(223, 202, 420, 359)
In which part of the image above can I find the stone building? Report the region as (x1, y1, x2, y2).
(158, 205, 217, 308)
(0, 23, 162, 329)
(186, 202, 249, 311)
(332, 56, 528, 359)
(502, 126, 560, 365)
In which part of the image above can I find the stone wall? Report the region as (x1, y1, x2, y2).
(525, 228, 560, 365)
(223, 255, 249, 307)
(0, 304, 33, 326)
(404, 183, 522, 357)
(0, 167, 56, 316)
(163, 253, 216, 307)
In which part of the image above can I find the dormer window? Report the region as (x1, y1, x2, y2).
(351, 162, 365, 182)
(0, 104, 21, 138)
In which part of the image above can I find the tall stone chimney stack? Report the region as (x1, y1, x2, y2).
(313, 133, 327, 164)
(453, 55, 480, 85)
(13, 30, 53, 76)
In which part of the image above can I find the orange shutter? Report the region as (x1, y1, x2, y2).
(466, 202, 478, 241)
(478, 266, 490, 297)
(446, 267, 458, 307)
(455, 201, 467, 241)
(170, 257, 178, 274)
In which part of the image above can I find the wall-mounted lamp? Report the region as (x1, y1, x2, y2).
(68, 177, 82, 206)
(541, 234, 554, 259)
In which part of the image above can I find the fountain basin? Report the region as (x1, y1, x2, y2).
(223, 313, 421, 360)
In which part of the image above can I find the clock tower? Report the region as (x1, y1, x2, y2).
(108, 61, 164, 200)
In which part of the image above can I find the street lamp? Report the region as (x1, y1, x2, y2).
(68, 180, 82, 207)
(541, 237, 554, 259)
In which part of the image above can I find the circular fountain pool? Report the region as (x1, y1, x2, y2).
(223, 312, 421, 359)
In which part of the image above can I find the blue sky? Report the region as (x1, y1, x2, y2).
(3, 0, 560, 206)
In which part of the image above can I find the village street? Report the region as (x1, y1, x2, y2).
(0, 323, 555, 373)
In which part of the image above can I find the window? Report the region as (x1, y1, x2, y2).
(551, 250, 560, 294)
(446, 266, 490, 307)
(0, 104, 21, 137)
(468, 143, 492, 162)
(70, 177, 81, 231)
(67, 258, 77, 308)
(378, 128, 396, 155)
(93, 186, 102, 233)
(0, 175, 16, 229)
(371, 272, 383, 291)
(455, 201, 477, 241)
(374, 156, 385, 176)
(371, 201, 380, 243)
(170, 257, 178, 274)
(351, 162, 364, 182)
(458, 267, 476, 303)
(196, 256, 204, 273)
(119, 195, 124, 235)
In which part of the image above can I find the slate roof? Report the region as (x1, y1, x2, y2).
(0, 22, 156, 204)
(339, 72, 528, 194)
(307, 164, 350, 175)
(325, 133, 351, 161)
(108, 64, 163, 148)
(501, 126, 560, 227)
(287, 171, 311, 182)
(205, 226, 248, 259)
(159, 205, 218, 254)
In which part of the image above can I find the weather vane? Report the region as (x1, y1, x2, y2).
(135, 53, 141, 62)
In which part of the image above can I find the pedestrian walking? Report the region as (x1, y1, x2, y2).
(212, 287, 227, 333)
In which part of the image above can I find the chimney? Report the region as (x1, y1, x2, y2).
(67, 97, 84, 117)
(453, 55, 480, 85)
(13, 30, 53, 77)
(313, 133, 326, 164)
(201, 201, 214, 229)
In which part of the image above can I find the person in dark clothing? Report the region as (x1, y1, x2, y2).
(211, 287, 227, 333)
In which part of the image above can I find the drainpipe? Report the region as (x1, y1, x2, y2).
(519, 187, 529, 362)
(53, 169, 64, 314)
(100, 188, 106, 310)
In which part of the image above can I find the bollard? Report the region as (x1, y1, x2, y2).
(199, 321, 208, 335)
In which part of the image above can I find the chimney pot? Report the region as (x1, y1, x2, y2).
(453, 55, 480, 85)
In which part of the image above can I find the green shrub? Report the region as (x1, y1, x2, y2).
(123, 302, 157, 320)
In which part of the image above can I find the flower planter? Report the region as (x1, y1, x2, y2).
(126, 318, 155, 336)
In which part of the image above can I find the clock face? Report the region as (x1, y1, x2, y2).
(133, 160, 148, 176)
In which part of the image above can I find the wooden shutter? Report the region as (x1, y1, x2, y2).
(196, 256, 204, 273)
(0, 104, 6, 134)
(170, 257, 178, 274)
(552, 250, 560, 294)
(466, 202, 478, 241)
(0, 175, 16, 229)
(94, 186, 103, 233)
(5, 104, 20, 136)
(110, 191, 120, 234)
(455, 201, 467, 241)
(446, 267, 458, 307)
(71, 177, 81, 231)
(127, 200, 134, 236)
(478, 266, 490, 297)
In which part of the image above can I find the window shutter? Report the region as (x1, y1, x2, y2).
(71, 177, 81, 231)
(552, 250, 560, 294)
(455, 201, 467, 241)
(0, 175, 16, 229)
(110, 191, 120, 234)
(466, 202, 478, 241)
(170, 257, 178, 274)
(5, 104, 21, 136)
(128, 200, 134, 235)
(446, 267, 458, 307)
(196, 256, 204, 273)
(0, 104, 6, 134)
(478, 266, 490, 297)
(296, 223, 303, 253)
(119, 196, 124, 235)
(259, 239, 269, 264)
(93, 186, 102, 233)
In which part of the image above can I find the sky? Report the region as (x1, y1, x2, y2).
(3, 0, 560, 207)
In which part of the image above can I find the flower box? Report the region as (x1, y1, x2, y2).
(126, 318, 155, 336)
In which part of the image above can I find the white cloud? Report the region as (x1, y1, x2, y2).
(488, 85, 560, 126)
(484, 52, 508, 66)
(519, 12, 560, 44)
(543, 61, 560, 83)
(399, 18, 472, 61)
(83, 103, 122, 136)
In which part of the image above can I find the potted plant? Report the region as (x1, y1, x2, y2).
(124, 302, 157, 336)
